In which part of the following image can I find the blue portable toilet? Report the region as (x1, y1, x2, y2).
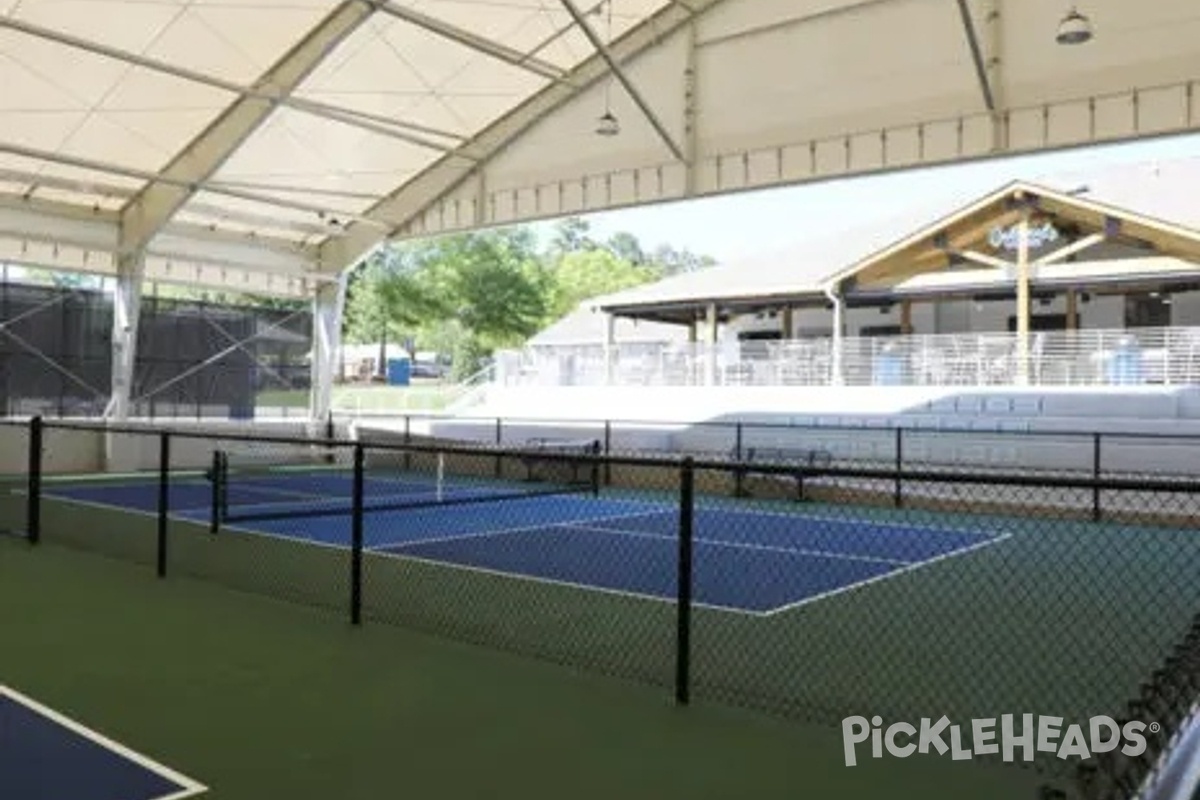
(386, 358, 411, 386)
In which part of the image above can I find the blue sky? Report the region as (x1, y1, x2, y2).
(533, 132, 1200, 264)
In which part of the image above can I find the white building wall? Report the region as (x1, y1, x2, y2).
(726, 288, 1173, 339)
(1170, 290, 1200, 325)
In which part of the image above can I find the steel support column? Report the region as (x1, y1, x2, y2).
(309, 273, 348, 426)
(107, 253, 145, 420)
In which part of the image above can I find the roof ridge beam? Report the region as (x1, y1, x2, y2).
(118, 0, 379, 255)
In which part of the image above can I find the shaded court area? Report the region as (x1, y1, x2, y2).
(0, 539, 1044, 800)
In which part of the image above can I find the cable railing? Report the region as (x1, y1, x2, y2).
(499, 325, 1200, 389)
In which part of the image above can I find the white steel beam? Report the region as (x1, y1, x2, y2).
(118, 0, 379, 255)
(106, 253, 145, 420)
(0, 194, 322, 297)
(320, 0, 725, 274)
(558, 0, 686, 163)
(0, 142, 387, 228)
(376, 2, 568, 83)
(309, 275, 348, 425)
(0, 15, 462, 152)
(983, 0, 1006, 152)
(956, 0, 995, 112)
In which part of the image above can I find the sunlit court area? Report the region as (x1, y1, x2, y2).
(5, 2, 1200, 799)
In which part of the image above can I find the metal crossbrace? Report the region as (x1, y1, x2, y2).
(129, 306, 311, 405)
(201, 314, 307, 393)
(0, 286, 108, 402)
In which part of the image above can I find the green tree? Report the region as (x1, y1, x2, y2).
(648, 243, 716, 276)
(549, 216, 595, 254)
(605, 231, 646, 266)
(428, 229, 550, 348)
(450, 333, 490, 382)
(343, 246, 446, 374)
(548, 248, 657, 318)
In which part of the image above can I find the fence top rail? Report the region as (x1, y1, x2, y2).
(32, 418, 1200, 495)
(364, 412, 1200, 443)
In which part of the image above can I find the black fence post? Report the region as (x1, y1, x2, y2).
(157, 432, 170, 578)
(675, 456, 695, 706)
(894, 427, 904, 509)
(403, 414, 412, 471)
(494, 417, 503, 479)
(1092, 433, 1102, 523)
(589, 440, 602, 498)
(209, 450, 224, 535)
(350, 443, 365, 626)
(734, 423, 745, 497)
(603, 420, 612, 487)
(27, 415, 42, 545)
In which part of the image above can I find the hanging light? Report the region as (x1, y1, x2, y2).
(595, 0, 620, 136)
(1056, 6, 1093, 45)
(596, 111, 620, 137)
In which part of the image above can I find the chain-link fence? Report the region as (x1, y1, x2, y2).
(6, 416, 1200, 799)
(0, 281, 311, 419)
(381, 413, 1200, 482)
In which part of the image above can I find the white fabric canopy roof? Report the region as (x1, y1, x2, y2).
(1, 0, 1198, 297)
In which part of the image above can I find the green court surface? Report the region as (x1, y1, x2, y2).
(0, 539, 1045, 800)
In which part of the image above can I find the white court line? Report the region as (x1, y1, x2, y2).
(0, 684, 208, 800)
(366, 547, 703, 613)
(690, 500, 1003, 540)
(33, 489, 757, 614)
(370, 509, 674, 553)
(30, 493, 333, 552)
(36, 488, 1013, 618)
(563, 522, 910, 566)
(761, 532, 1014, 617)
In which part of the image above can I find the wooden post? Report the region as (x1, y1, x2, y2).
(900, 300, 913, 334)
(781, 306, 793, 339)
(1015, 209, 1032, 385)
(1066, 289, 1078, 331)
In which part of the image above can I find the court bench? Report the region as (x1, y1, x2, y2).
(731, 445, 834, 501)
(517, 437, 601, 487)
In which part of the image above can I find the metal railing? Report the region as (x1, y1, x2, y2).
(498, 326, 1200, 388)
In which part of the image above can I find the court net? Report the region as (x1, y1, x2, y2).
(211, 438, 601, 525)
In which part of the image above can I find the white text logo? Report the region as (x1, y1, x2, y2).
(841, 715, 1155, 766)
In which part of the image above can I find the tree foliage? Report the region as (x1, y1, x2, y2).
(340, 216, 714, 372)
(547, 249, 656, 319)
